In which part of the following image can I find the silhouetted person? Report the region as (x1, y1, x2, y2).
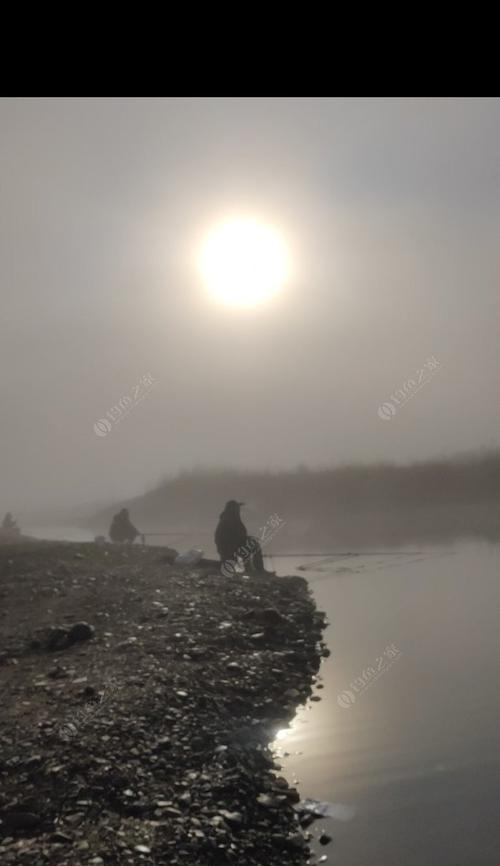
(215, 500, 266, 574)
(2, 512, 20, 535)
(109, 508, 139, 544)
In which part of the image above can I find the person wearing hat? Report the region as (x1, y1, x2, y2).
(214, 500, 266, 574)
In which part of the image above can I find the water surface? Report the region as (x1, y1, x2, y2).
(25, 525, 95, 542)
(270, 544, 500, 866)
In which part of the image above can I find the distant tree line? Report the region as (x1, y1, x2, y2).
(89, 451, 500, 548)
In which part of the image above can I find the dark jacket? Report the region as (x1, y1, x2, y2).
(215, 500, 247, 561)
(109, 509, 139, 543)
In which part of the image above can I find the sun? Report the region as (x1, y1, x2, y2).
(199, 217, 289, 308)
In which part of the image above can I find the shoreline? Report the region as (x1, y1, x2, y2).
(0, 542, 327, 865)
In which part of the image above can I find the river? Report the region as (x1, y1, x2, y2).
(269, 543, 500, 865)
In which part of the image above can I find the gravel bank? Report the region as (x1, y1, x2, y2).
(0, 543, 327, 865)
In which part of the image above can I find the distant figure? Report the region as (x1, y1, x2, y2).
(1, 512, 20, 535)
(215, 500, 266, 574)
(109, 508, 139, 544)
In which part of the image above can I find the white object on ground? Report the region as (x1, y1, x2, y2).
(174, 548, 204, 566)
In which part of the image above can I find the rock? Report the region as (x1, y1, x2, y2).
(299, 812, 316, 828)
(256, 793, 280, 808)
(67, 622, 94, 644)
(47, 665, 68, 679)
(64, 813, 85, 826)
(243, 607, 286, 625)
(24, 754, 42, 768)
(115, 637, 138, 649)
(46, 627, 70, 651)
(50, 831, 73, 843)
(43, 621, 94, 651)
(218, 810, 243, 826)
(319, 832, 333, 845)
(287, 831, 306, 849)
(284, 688, 301, 699)
(285, 787, 300, 804)
(162, 806, 182, 817)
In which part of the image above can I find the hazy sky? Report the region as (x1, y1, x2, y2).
(1, 97, 499, 512)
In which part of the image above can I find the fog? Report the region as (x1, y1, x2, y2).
(1, 97, 499, 515)
(81, 453, 500, 551)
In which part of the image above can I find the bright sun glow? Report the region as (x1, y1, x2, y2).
(199, 218, 289, 308)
